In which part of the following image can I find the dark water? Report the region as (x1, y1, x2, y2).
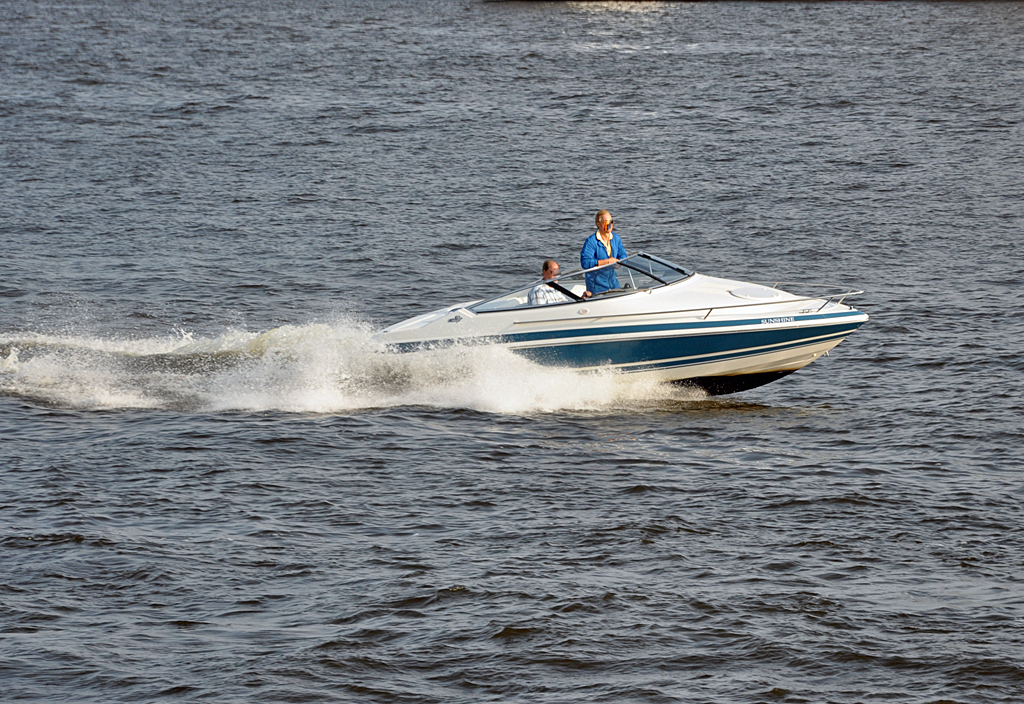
(3, 1, 1024, 701)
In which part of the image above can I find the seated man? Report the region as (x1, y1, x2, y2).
(528, 260, 572, 306)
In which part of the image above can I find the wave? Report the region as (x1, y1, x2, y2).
(0, 319, 704, 414)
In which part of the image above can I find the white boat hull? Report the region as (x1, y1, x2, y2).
(378, 255, 868, 395)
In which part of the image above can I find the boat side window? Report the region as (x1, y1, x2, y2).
(582, 255, 690, 298)
(619, 256, 690, 286)
(467, 255, 690, 313)
(470, 288, 533, 313)
(470, 270, 587, 313)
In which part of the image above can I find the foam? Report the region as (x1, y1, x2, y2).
(0, 320, 704, 414)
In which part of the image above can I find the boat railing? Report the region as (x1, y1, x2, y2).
(688, 285, 866, 321)
(757, 282, 865, 313)
(511, 284, 864, 326)
(689, 285, 864, 320)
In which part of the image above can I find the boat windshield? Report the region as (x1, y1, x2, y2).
(469, 252, 692, 314)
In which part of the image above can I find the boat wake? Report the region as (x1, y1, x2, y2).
(0, 319, 705, 414)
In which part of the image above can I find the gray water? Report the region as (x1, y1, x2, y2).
(2, 1, 1024, 702)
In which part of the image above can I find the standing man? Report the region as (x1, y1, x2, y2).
(580, 209, 627, 296)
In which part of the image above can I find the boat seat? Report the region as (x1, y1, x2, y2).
(493, 295, 528, 310)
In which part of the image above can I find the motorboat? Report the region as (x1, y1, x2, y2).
(376, 253, 868, 395)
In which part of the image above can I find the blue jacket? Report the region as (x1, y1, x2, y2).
(580, 232, 627, 294)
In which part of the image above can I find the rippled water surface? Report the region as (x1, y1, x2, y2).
(3, 1, 1024, 702)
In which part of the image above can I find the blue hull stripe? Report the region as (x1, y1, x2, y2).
(503, 310, 864, 345)
(389, 312, 866, 364)
(573, 329, 855, 374)
(510, 322, 861, 369)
